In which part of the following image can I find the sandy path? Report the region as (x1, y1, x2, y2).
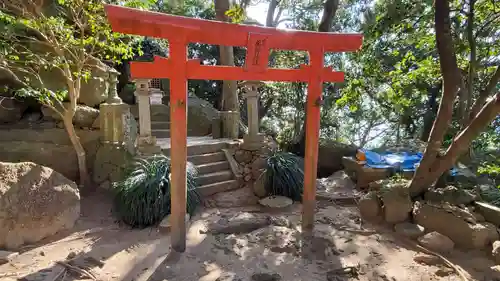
(1, 191, 498, 281)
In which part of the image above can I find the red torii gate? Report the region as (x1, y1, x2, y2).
(105, 5, 362, 252)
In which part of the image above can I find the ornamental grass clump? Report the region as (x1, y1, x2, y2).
(265, 152, 305, 201)
(113, 155, 201, 228)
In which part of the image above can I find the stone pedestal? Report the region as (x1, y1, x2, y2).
(100, 69, 137, 154)
(135, 79, 162, 155)
(241, 81, 265, 150)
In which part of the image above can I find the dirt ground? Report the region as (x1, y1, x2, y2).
(1, 190, 500, 281)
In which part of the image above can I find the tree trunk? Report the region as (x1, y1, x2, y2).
(420, 92, 500, 184)
(409, 0, 461, 196)
(420, 83, 441, 141)
(214, 0, 239, 117)
(266, 0, 279, 27)
(63, 116, 90, 189)
(289, 0, 339, 153)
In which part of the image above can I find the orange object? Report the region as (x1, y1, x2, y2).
(104, 5, 363, 252)
(356, 150, 367, 162)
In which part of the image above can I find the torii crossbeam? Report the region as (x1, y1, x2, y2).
(105, 5, 362, 252)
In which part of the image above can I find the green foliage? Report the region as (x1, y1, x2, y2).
(265, 152, 304, 201)
(0, 0, 139, 111)
(113, 155, 201, 228)
(225, 4, 246, 23)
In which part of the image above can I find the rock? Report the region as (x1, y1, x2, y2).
(0, 250, 18, 265)
(78, 59, 111, 107)
(418, 232, 454, 253)
(413, 253, 443, 266)
(42, 104, 99, 128)
(475, 201, 500, 227)
(159, 213, 190, 233)
(91, 114, 101, 129)
(358, 191, 382, 221)
(394, 223, 425, 239)
(317, 170, 355, 190)
(316, 141, 358, 178)
(0, 162, 80, 249)
(414, 201, 499, 249)
(92, 145, 132, 189)
(490, 265, 500, 279)
(424, 185, 477, 205)
(206, 212, 270, 234)
(0, 129, 100, 181)
(251, 273, 281, 281)
(471, 222, 499, 249)
(380, 181, 412, 224)
(435, 268, 454, 277)
(492, 241, 500, 264)
(206, 187, 258, 208)
(252, 171, 268, 198)
(235, 149, 253, 164)
(0, 96, 27, 123)
(259, 196, 293, 210)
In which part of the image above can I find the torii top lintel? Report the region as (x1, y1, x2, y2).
(104, 5, 363, 82)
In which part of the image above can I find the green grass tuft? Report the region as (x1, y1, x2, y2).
(113, 154, 201, 228)
(265, 152, 304, 201)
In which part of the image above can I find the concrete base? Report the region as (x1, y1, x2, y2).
(137, 144, 163, 156)
(241, 133, 265, 150)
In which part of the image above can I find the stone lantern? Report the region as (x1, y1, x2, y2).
(240, 80, 266, 150)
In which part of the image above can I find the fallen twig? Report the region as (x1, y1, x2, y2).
(50, 266, 66, 281)
(56, 261, 97, 280)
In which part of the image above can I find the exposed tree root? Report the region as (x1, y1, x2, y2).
(398, 235, 470, 281)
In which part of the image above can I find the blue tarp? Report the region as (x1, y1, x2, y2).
(362, 150, 457, 176)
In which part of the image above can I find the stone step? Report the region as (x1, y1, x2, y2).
(196, 161, 230, 175)
(187, 142, 230, 156)
(151, 121, 170, 130)
(187, 152, 226, 165)
(152, 129, 170, 138)
(196, 170, 233, 186)
(196, 179, 240, 197)
(164, 142, 235, 157)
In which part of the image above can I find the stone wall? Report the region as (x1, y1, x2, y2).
(0, 127, 101, 181)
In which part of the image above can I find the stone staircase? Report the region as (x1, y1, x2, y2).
(148, 90, 240, 197)
(161, 138, 241, 197)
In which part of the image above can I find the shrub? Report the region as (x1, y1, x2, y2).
(265, 152, 304, 201)
(113, 155, 201, 228)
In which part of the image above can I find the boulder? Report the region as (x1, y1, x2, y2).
(0, 96, 27, 123)
(0, 162, 80, 249)
(417, 231, 454, 253)
(42, 104, 99, 128)
(317, 170, 355, 190)
(358, 191, 382, 221)
(15, 57, 110, 107)
(0, 129, 100, 181)
(424, 185, 477, 206)
(380, 180, 412, 224)
(394, 222, 425, 239)
(413, 201, 499, 249)
(317, 141, 357, 178)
